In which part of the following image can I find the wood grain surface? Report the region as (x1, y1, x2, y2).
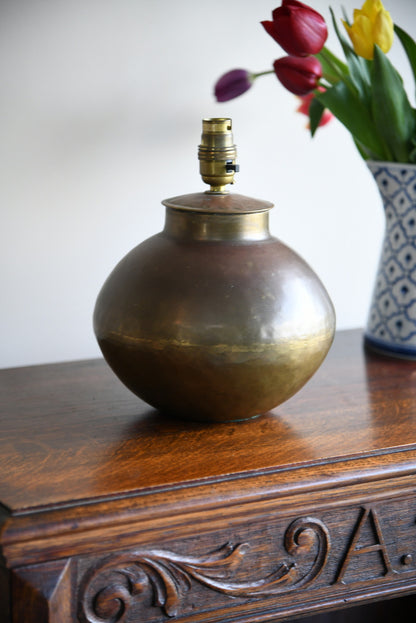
(1, 329, 416, 514)
(1, 329, 416, 623)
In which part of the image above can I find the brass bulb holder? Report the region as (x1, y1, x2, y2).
(198, 118, 239, 193)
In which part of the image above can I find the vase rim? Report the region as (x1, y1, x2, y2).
(366, 160, 416, 170)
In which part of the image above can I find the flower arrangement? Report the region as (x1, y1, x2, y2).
(214, 0, 416, 163)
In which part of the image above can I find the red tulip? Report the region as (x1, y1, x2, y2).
(214, 69, 253, 102)
(262, 1, 328, 57)
(273, 55, 322, 95)
(297, 88, 333, 127)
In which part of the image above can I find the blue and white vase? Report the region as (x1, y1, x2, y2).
(365, 161, 416, 358)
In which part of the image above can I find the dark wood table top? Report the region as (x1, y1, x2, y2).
(1, 328, 416, 516)
(3, 329, 416, 623)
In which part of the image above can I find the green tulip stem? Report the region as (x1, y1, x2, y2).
(251, 70, 275, 80)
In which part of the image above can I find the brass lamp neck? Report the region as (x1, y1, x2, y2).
(164, 208, 270, 242)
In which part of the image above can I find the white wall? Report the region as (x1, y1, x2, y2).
(1, 0, 415, 368)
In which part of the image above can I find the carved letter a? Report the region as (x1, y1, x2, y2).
(335, 506, 395, 584)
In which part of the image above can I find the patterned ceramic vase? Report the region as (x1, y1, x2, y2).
(365, 161, 416, 358)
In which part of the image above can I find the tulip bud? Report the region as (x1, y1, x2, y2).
(343, 0, 393, 60)
(273, 56, 322, 95)
(214, 69, 253, 102)
(261, 0, 328, 57)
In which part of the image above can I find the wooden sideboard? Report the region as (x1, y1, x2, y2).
(1, 329, 416, 622)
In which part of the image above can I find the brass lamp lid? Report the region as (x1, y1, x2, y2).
(162, 118, 273, 215)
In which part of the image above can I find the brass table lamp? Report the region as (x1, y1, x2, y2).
(94, 118, 335, 422)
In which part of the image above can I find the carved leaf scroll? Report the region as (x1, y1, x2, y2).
(79, 516, 330, 623)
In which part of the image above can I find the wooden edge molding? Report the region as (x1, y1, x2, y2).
(3, 470, 416, 569)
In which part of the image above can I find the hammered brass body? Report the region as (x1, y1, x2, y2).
(94, 193, 335, 422)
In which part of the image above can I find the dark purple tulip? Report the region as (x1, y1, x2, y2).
(214, 69, 253, 102)
(273, 55, 322, 95)
(262, 1, 328, 57)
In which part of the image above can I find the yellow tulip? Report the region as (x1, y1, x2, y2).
(343, 0, 394, 60)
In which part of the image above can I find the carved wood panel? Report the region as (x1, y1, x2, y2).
(7, 496, 416, 623)
(74, 496, 416, 623)
(78, 517, 329, 623)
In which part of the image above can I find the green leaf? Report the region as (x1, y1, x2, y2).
(309, 97, 325, 137)
(317, 47, 348, 85)
(341, 6, 351, 27)
(395, 24, 416, 98)
(371, 44, 416, 162)
(329, 7, 371, 100)
(353, 137, 373, 160)
(346, 53, 372, 101)
(329, 7, 354, 61)
(316, 81, 390, 160)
